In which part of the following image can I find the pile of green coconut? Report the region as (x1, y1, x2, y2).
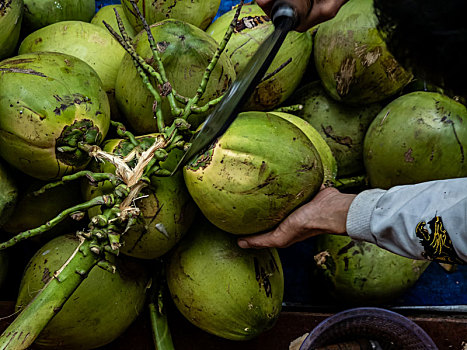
(0, 0, 466, 349)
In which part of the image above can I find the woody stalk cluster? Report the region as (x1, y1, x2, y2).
(0, 1, 245, 349)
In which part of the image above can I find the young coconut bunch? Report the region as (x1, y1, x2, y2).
(0, 2, 245, 349)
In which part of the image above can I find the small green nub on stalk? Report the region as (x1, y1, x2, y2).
(108, 231, 121, 251)
(174, 118, 191, 131)
(97, 260, 117, 274)
(93, 230, 107, 240)
(92, 215, 108, 227)
(102, 194, 116, 207)
(71, 211, 86, 221)
(154, 149, 169, 162)
(56, 120, 104, 167)
(114, 184, 131, 199)
(104, 245, 120, 255)
(90, 245, 101, 255)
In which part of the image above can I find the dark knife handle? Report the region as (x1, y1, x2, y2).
(171, 1, 308, 175)
(271, 0, 313, 29)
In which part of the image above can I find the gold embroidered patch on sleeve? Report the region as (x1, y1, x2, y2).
(415, 216, 463, 264)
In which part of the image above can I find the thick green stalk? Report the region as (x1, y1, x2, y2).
(181, 1, 244, 119)
(113, 8, 134, 47)
(149, 261, 174, 350)
(102, 25, 165, 130)
(32, 171, 119, 196)
(103, 20, 163, 85)
(196, 1, 243, 102)
(149, 301, 174, 350)
(190, 94, 224, 114)
(129, 2, 181, 118)
(104, 15, 185, 117)
(0, 196, 108, 249)
(111, 6, 182, 116)
(135, 64, 165, 131)
(173, 92, 189, 105)
(0, 239, 100, 350)
(111, 121, 139, 146)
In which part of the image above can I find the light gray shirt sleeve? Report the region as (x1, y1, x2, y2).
(346, 178, 467, 264)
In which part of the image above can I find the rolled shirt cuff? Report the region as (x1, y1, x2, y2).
(346, 188, 386, 244)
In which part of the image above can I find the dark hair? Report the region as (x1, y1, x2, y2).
(374, 0, 467, 96)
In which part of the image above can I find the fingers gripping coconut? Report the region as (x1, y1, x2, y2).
(0, 3, 263, 349)
(183, 111, 325, 235)
(238, 186, 356, 249)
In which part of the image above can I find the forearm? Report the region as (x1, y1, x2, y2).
(347, 178, 467, 264)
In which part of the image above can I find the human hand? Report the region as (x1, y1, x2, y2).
(237, 186, 356, 249)
(256, 0, 348, 32)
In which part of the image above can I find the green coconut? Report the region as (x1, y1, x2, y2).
(166, 217, 284, 340)
(269, 111, 337, 184)
(0, 52, 110, 180)
(83, 135, 197, 259)
(363, 91, 467, 189)
(0, 160, 18, 227)
(315, 235, 430, 305)
(288, 81, 383, 177)
(16, 234, 149, 349)
(115, 19, 235, 134)
(2, 178, 82, 241)
(121, 0, 220, 32)
(91, 4, 137, 39)
(314, 0, 412, 105)
(0, 0, 23, 60)
(22, 0, 95, 32)
(207, 4, 313, 111)
(19, 21, 126, 119)
(183, 111, 323, 235)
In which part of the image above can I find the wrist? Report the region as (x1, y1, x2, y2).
(303, 187, 356, 235)
(329, 191, 357, 234)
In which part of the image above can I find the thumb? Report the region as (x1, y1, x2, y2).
(237, 227, 290, 249)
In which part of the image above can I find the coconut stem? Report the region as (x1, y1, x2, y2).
(112, 7, 179, 121)
(129, 2, 182, 119)
(190, 94, 225, 114)
(103, 18, 166, 131)
(173, 92, 189, 105)
(31, 171, 120, 197)
(103, 20, 161, 84)
(0, 239, 100, 350)
(111, 121, 140, 146)
(149, 298, 174, 350)
(113, 7, 134, 49)
(149, 261, 175, 350)
(180, 1, 245, 120)
(0, 196, 109, 250)
(113, 7, 135, 49)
